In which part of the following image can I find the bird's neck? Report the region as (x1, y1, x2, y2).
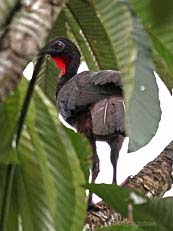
(51, 55, 80, 92)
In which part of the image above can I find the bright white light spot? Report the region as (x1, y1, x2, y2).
(140, 85, 145, 91)
(78, 61, 88, 73)
(58, 114, 76, 132)
(23, 62, 34, 80)
(129, 192, 147, 205)
(32, 2, 42, 10)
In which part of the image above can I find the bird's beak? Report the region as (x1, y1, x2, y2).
(40, 45, 60, 57)
(39, 43, 52, 56)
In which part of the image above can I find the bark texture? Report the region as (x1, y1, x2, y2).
(0, 0, 67, 101)
(124, 140, 173, 197)
(84, 140, 173, 230)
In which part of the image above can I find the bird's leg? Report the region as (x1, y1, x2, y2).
(108, 140, 119, 184)
(88, 138, 100, 211)
(108, 135, 124, 184)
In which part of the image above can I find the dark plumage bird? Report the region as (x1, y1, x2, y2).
(45, 37, 126, 209)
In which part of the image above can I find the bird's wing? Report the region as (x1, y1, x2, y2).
(57, 70, 123, 120)
(89, 70, 122, 86)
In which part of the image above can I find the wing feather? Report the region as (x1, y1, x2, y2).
(57, 70, 123, 121)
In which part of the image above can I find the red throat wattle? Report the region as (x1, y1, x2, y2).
(51, 57, 66, 75)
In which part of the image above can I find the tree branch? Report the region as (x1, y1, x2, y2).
(84, 140, 173, 230)
(0, 0, 67, 101)
(123, 140, 173, 197)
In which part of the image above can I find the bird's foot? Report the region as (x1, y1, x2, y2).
(120, 175, 133, 186)
(87, 202, 101, 212)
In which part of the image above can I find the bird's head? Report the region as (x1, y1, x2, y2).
(44, 37, 81, 76)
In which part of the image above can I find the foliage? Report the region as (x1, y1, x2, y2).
(0, 0, 173, 230)
(89, 184, 173, 231)
(0, 78, 90, 230)
(130, 0, 173, 92)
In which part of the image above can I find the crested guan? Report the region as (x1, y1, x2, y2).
(45, 37, 126, 208)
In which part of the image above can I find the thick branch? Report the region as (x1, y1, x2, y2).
(0, 0, 67, 101)
(123, 140, 173, 197)
(84, 141, 173, 230)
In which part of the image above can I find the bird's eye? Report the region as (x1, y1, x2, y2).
(56, 41, 64, 49)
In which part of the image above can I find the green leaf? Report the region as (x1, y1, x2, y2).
(0, 77, 87, 230)
(48, 11, 67, 40)
(134, 197, 173, 231)
(97, 224, 143, 231)
(67, 0, 118, 70)
(17, 128, 56, 231)
(64, 7, 98, 70)
(0, 87, 19, 162)
(36, 11, 67, 103)
(94, 0, 161, 152)
(15, 86, 86, 231)
(36, 56, 59, 103)
(127, 15, 161, 151)
(130, 0, 173, 91)
(0, 149, 18, 164)
(34, 88, 86, 231)
(130, 0, 173, 37)
(94, 0, 135, 99)
(0, 166, 9, 222)
(66, 128, 91, 181)
(153, 53, 173, 93)
(5, 175, 18, 231)
(0, 165, 16, 231)
(0, 77, 29, 164)
(88, 184, 173, 231)
(87, 183, 147, 217)
(143, 0, 173, 27)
